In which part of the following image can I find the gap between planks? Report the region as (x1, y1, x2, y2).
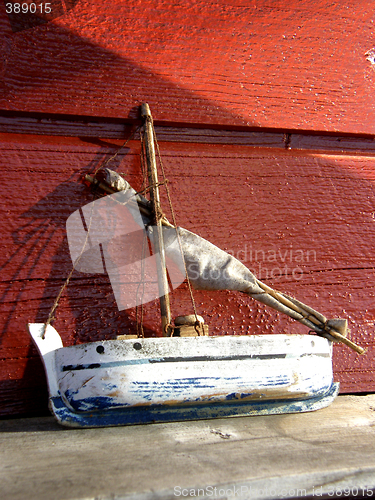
(1, 113, 375, 155)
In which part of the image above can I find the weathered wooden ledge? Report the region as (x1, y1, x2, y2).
(1, 394, 375, 500)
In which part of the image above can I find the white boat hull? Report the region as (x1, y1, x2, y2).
(28, 323, 339, 427)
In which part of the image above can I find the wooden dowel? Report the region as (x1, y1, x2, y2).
(141, 103, 172, 336)
(256, 280, 365, 354)
(84, 165, 364, 352)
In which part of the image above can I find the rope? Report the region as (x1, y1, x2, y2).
(93, 125, 139, 177)
(44, 204, 95, 338)
(139, 131, 148, 195)
(135, 223, 148, 339)
(150, 118, 201, 332)
(134, 182, 167, 198)
(44, 127, 139, 338)
(43, 121, 203, 339)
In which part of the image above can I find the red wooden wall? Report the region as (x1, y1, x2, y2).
(1, 0, 375, 417)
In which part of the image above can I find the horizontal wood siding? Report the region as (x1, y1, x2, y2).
(0, 0, 374, 133)
(1, 127, 375, 415)
(1, 0, 375, 416)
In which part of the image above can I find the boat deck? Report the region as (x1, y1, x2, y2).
(1, 394, 375, 500)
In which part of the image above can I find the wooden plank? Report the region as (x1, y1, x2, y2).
(291, 134, 375, 155)
(1, 132, 375, 416)
(3, 113, 375, 155)
(1, 395, 375, 500)
(1, 1, 375, 134)
(0, 114, 134, 139)
(0, 115, 286, 147)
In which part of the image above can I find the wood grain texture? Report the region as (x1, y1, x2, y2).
(2, 396, 375, 500)
(1, 0, 375, 417)
(1, 0, 375, 133)
(1, 130, 375, 416)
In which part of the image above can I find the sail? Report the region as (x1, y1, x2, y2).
(163, 226, 348, 338)
(70, 169, 357, 349)
(66, 189, 185, 310)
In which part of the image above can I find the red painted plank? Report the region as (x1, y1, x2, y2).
(1, 1, 375, 134)
(1, 132, 375, 416)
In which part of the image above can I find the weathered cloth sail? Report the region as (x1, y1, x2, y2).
(74, 169, 356, 349)
(162, 226, 348, 339)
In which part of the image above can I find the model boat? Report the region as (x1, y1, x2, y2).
(28, 104, 364, 428)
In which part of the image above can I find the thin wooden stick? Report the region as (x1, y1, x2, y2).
(256, 280, 365, 354)
(141, 103, 172, 336)
(85, 156, 364, 353)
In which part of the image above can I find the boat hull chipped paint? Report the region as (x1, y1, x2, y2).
(28, 323, 339, 428)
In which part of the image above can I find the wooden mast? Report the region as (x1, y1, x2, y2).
(141, 103, 172, 336)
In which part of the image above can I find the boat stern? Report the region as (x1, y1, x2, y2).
(28, 323, 63, 398)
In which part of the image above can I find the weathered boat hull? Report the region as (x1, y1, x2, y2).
(47, 383, 339, 428)
(28, 323, 339, 428)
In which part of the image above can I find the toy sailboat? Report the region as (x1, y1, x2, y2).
(28, 104, 364, 428)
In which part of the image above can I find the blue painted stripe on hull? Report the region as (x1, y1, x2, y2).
(49, 383, 340, 428)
